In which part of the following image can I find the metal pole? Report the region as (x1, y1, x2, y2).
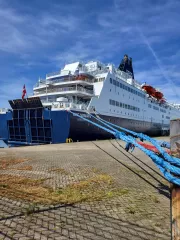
(46, 82, 48, 102)
(170, 119, 180, 240)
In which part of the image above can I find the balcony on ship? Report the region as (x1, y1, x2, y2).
(34, 74, 94, 90)
(33, 85, 94, 97)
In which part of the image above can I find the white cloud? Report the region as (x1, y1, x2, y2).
(0, 3, 82, 55)
(0, 0, 180, 107)
(0, 77, 32, 102)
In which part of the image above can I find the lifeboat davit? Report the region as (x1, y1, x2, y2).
(142, 85, 156, 95)
(159, 98, 166, 103)
(152, 90, 163, 100)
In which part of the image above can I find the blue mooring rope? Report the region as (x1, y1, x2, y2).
(91, 114, 180, 165)
(69, 111, 180, 186)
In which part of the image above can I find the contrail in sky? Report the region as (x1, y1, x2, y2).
(114, 0, 179, 102)
(136, 26, 180, 102)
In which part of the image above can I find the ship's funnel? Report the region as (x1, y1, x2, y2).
(118, 54, 134, 79)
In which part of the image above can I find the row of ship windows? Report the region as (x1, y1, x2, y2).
(109, 109, 170, 121)
(110, 78, 145, 98)
(109, 110, 146, 119)
(162, 115, 170, 119)
(109, 99, 140, 112)
(148, 104, 167, 113)
(94, 77, 105, 82)
(107, 118, 155, 126)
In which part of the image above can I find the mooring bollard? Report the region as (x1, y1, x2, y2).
(170, 119, 180, 239)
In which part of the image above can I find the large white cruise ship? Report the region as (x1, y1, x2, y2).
(1, 54, 180, 145)
(30, 54, 180, 139)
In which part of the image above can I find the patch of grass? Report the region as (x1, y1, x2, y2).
(0, 175, 51, 204)
(22, 203, 39, 216)
(0, 184, 8, 189)
(126, 206, 137, 214)
(0, 174, 129, 205)
(107, 188, 129, 198)
(0, 157, 28, 170)
(118, 188, 129, 195)
(154, 222, 162, 228)
(49, 168, 68, 175)
(150, 195, 160, 203)
(91, 168, 101, 173)
(9, 231, 16, 238)
(15, 165, 33, 171)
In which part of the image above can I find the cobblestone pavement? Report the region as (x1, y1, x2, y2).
(0, 139, 171, 239)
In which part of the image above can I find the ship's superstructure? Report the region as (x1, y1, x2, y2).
(0, 54, 180, 146)
(31, 55, 180, 136)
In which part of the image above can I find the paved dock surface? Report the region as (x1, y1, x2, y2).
(0, 138, 171, 239)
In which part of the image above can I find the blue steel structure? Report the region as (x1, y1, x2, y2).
(0, 98, 70, 146)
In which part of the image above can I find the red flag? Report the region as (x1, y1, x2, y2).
(22, 84, 26, 99)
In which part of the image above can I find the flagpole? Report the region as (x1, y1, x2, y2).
(24, 84, 28, 99)
(26, 90, 28, 99)
(22, 84, 27, 100)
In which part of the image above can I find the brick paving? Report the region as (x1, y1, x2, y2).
(0, 139, 171, 239)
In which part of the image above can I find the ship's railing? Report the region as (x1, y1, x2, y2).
(51, 77, 93, 84)
(46, 70, 72, 78)
(46, 71, 61, 78)
(41, 99, 55, 104)
(40, 99, 90, 111)
(87, 69, 109, 76)
(79, 66, 88, 72)
(52, 102, 88, 110)
(34, 79, 52, 88)
(34, 77, 94, 88)
(34, 86, 94, 95)
(115, 70, 129, 80)
(115, 69, 143, 90)
(0, 108, 8, 113)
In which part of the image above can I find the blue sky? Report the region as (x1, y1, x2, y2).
(0, 0, 180, 107)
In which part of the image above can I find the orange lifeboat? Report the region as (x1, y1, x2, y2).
(152, 90, 163, 100)
(142, 85, 156, 95)
(75, 74, 86, 80)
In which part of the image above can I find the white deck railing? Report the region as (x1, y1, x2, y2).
(0, 108, 8, 113)
(34, 86, 94, 95)
(52, 102, 88, 110)
(34, 78, 93, 88)
(46, 71, 61, 78)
